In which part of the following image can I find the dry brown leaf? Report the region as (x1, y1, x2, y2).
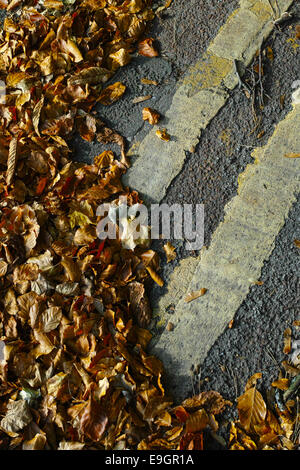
(68, 67, 112, 87)
(1, 400, 32, 433)
(109, 48, 131, 67)
(156, 0, 174, 14)
(266, 46, 274, 62)
(22, 433, 47, 450)
(182, 391, 231, 415)
(156, 128, 170, 141)
(132, 95, 152, 104)
(61, 256, 81, 282)
(146, 266, 164, 287)
(80, 396, 108, 441)
(283, 327, 292, 354)
(128, 281, 152, 328)
(229, 422, 257, 450)
(0, 260, 8, 277)
(185, 408, 209, 434)
(44, 0, 63, 9)
(138, 38, 159, 57)
(245, 372, 262, 391)
(97, 82, 126, 106)
(163, 242, 176, 263)
(271, 378, 289, 391)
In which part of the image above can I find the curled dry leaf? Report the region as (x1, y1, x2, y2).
(271, 378, 289, 391)
(163, 242, 176, 263)
(6, 136, 18, 185)
(146, 266, 164, 287)
(58, 441, 85, 450)
(0, 260, 8, 277)
(1, 400, 32, 433)
(138, 38, 159, 57)
(156, 0, 174, 14)
(185, 408, 209, 434)
(132, 95, 152, 103)
(142, 107, 161, 125)
(156, 128, 170, 141)
(32, 96, 44, 137)
(182, 391, 232, 415)
(97, 82, 126, 106)
(80, 396, 108, 441)
(128, 281, 152, 328)
(283, 327, 292, 354)
(141, 78, 158, 85)
(22, 433, 47, 451)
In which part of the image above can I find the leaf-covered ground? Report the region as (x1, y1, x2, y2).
(0, 0, 299, 450)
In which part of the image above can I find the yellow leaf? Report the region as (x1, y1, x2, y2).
(32, 96, 44, 137)
(23, 433, 47, 450)
(97, 82, 126, 106)
(185, 409, 209, 434)
(146, 266, 164, 286)
(61, 256, 81, 282)
(156, 128, 170, 141)
(0, 260, 8, 277)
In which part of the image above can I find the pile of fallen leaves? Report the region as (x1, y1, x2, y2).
(0, 0, 299, 451)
